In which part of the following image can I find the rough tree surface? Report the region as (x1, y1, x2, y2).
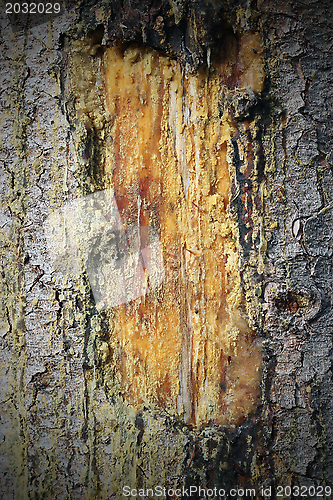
(0, 0, 333, 498)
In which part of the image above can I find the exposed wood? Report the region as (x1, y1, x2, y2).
(1, 0, 333, 498)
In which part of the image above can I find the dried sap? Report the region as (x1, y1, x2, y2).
(102, 34, 264, 426)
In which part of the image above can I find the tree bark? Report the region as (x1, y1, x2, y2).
(1, 0, 333, 498)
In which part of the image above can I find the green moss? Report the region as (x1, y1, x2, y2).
(0, 34, 30, 500)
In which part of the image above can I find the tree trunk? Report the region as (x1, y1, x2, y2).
(1, 0, 333, 498)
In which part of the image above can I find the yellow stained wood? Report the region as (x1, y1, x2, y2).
(103, 33, 264, 426)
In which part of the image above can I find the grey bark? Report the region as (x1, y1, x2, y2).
(0, 0, 333, 498)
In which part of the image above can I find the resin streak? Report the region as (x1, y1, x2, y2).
(103, 33, 264, 425)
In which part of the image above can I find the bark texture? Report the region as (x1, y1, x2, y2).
(0, 0, 333, 498)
